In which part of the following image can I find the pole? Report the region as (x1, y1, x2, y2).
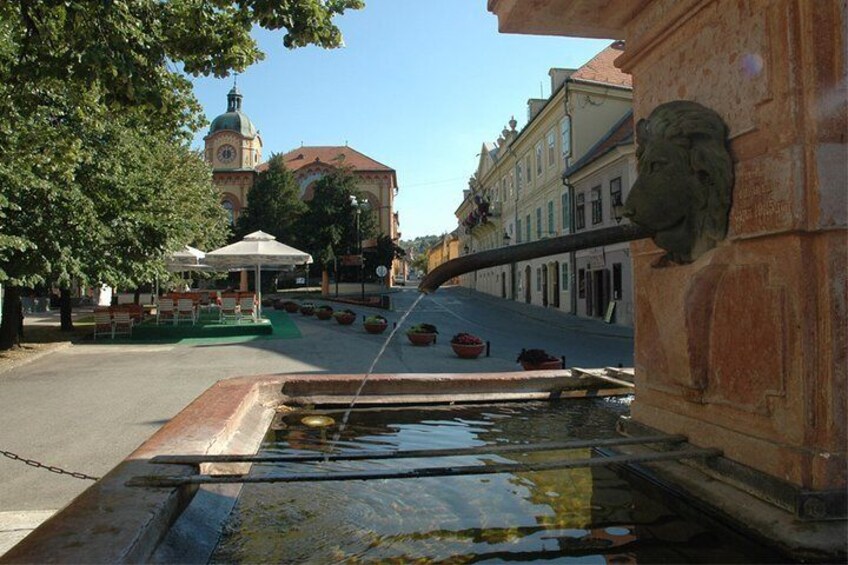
(255, 264, 261, 318)
(357, 210, 364, 301)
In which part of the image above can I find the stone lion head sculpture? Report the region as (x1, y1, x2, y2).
(623, 100, 733, 264)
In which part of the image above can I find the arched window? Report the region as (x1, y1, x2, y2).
(222, 200, 235, 226)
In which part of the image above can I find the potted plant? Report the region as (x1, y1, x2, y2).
(363, 314, 388, 334)
(333, 309, 357, 325)
(299, 302, 315, 316)
(450, 333, 485, 359)
(315, 305, 334, 320)
(406, 323, 438, 346)
(273, 299, 285, 311)
(282, 300, 299, 313)
(516, 349, 563, 371)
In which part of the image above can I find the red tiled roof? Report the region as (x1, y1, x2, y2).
(570, 42, 632, 88)
(256, 146, 394, 174)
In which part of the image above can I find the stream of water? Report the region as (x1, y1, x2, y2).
(327, 291, 427, 456)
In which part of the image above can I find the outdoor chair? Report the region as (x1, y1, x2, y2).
(93, 310, 113, 340)
(112, 310, 133, 338)
(238, 296, 257, 323)
(176, 299, 197, 325)
(220, 296, 240, 324)
(156, 298, 176, 325)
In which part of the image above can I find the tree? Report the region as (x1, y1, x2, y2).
(410, 253, 430, 275)
(235, 154, 306, 246)
(0, 0, 364, 349)
(299, 169, 376, 289)
(367, 235, 406, 285)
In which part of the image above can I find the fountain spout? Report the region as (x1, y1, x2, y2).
(418, 224, 653, 294)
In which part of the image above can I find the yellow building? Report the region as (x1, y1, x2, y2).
(427, 231, 460, 285)
(458, 43, 633, 322)
(204, 85, 264, 224)
(204, 85, 401, 280)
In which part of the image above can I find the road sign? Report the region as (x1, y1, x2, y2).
(375, 265, 388, 277)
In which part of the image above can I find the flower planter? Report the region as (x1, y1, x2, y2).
(520, 359, 563, 371)
(407, 332, 436, 346)
(300, 307, 314, 316)
(315, 309, 333, 320)
(334, 314, 356, 326)
(364, 322, 388, 334)
(283, 302, 299, 313)
(451, 342, 485, 359)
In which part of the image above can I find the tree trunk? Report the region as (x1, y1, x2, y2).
(0, 286, 22, 350)
(60, 287, 74, 332)
(321, 269, 330, 296)
(133, 288, 141, 305)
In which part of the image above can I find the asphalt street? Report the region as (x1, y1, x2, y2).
(0, 286, 632, 551)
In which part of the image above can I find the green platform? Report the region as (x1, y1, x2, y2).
(105, 310, 301, 345)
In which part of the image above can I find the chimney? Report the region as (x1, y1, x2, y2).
(549, 68, 575, 93)
(527, 98, 547, 122)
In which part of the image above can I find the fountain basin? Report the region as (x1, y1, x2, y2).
(3, 371, 843, 563)
(2, 370, 628, 563)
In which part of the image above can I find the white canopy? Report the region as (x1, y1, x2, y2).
(205, 231, 313, 317)
(165, 245, 210, 272)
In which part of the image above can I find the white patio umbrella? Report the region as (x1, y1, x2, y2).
(164, 245, 206, 271)
(204, 231, 313, 317)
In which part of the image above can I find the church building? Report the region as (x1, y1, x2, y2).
(204, 86, 400, 245)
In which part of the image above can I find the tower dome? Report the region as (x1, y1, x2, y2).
(208, 85, 258, 138)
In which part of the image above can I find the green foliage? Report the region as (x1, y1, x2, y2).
(407, 323, 437, 335)
(0, 0, 363, 348)
(400, 234, 440, 254)
(371, 234, 405, 270)
(410, 253, 430, 275)
(236, 154, 306, 245)
(300, 169, 376, 266)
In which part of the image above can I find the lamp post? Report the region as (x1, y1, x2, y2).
(350, 195, 365, 300)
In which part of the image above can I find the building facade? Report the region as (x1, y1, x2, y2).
(564, 112, 636, 326)
(427, 231, 460, 286)
(204, 86, 400, 258)
(457, 43, 635, 325)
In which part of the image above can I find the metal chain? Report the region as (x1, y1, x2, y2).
(1, 449, 99, 481)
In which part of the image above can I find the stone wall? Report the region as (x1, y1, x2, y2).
(614, 0, 846, 491)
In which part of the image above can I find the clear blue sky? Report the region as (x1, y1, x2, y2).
(190, 1, 611, 240)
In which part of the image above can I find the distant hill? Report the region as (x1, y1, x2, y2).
(400, 235, 440, 254)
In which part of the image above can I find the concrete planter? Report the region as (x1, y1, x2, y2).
(334, 314, 356, 325)
(451, 342, 485, 359)
(364, 322, 388, 334)
(315, 309, 333, 320)
(299, 306, 314, 316)
(521, 359, 563, 371)
(283, 302, 299, 313)
(407, 332, 436, 346)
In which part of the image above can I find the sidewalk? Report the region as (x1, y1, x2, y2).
(452, 287, 634, 340)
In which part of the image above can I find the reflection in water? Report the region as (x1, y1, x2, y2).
(210, 400, 787, 564)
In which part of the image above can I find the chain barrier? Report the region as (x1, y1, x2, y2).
(1, 449, 100, 481)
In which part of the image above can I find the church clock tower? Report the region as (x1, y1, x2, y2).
(204, 84, 263, 224)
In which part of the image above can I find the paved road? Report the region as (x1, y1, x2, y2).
(0, 286, 631, 551)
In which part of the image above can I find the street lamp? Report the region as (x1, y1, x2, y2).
(350, 195, 365, 300)
(613, 201, 625, 224)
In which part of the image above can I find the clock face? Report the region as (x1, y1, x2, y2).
(217, 144, 236, 164)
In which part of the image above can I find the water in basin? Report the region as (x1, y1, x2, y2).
(209, 399, 788, 563)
